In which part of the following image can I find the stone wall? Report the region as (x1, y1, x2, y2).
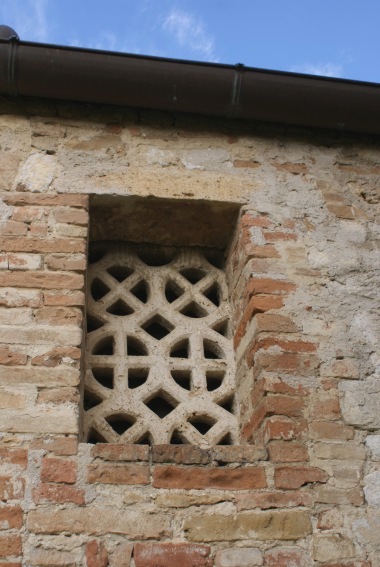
(0, 96, 379, 566)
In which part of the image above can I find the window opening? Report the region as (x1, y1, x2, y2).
(83, 244, 238, 446)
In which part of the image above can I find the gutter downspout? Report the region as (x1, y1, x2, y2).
(0, 25, 379, 135)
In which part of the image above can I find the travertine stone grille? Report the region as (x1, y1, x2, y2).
(84, 244, 238, 446)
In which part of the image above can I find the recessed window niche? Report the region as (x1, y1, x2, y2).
(83, 195, 242, 447)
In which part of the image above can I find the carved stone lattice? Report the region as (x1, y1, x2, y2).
(84, 244, 238, 446)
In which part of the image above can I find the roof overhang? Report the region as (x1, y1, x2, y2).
(0, 25, 379, 135)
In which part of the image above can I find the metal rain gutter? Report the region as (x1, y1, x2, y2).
(0, 25, 379, 135)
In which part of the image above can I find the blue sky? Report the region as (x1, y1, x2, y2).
(1, 0, 379, 83)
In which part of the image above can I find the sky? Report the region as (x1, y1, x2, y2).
(0, 0, 379, 83)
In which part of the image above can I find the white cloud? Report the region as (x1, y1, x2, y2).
(0, 0, 48, 42)
(290, 62, 343, 78)
(162, 8, 217, 61)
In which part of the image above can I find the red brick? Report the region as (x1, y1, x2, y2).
(315, 486, 363, 506)
(242, 395, 306, 439)
(86, 540, 108, 567)
(1, 237, 86, 254)
(33, 482, 84, 505)
(234, 296, 284, 348)
(0, 477, 25, 501)
(134, 543, 212, 567)
(250, 337, 316, 357)
(0, 506, 22, 529)
(252, 376, 308, 402)
(245, 244, 279, 259)
(41, 458, 77, 484)
(264, 417, 308, 441)
(0, 271, 83, 290)
(327, 204, 355, 219)
(245, 278, 296, 297)
(37, 387, 79, 404)
(0, 221, 27, 236)
(46, 254, 86, 271)
(31, 347, 81, 367)
(273, 162, 308, 174)
(34, 307, 83, 325)
(254, 313, 298, 333)
(256, 352, 319, 375)
(29, 437, 78, 455)
(310, 397, 341, 420)
(233, 159, 260, 168)
(322, 562, 370, 567)
(153, 466, 266, 490)
(236, 489, 311, 510)
(263, 231, 297, 241)
(0, 347, 27, 366)
(0, 449, 27, 469)
(264, 546, 308, 566)
(310, 421, 355, 440)
(87, 463, 150, 485)
(43, 291, 85, 306)
(109, 543, 133, 567)
(3, 193, 89, 208)
(54, 208, 89, 226)
(152, 445, 209, 464)
(0, 535, 21, 558)
(26, 549, 77, 566)
(275, 465, 328, 489)
(240, 214, 273, 229)
(91, 444, 149, 462)
(268, 441, 309, 462)
(11, 206, 44, 223)
(105, 123, 123, 134)
(0, 562, 21, 566)
(29, 223, 48, 237)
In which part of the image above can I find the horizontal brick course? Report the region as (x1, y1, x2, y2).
(134, 543, 213, 567)
(0, 271, 84, 290)
(2, 193, 89, 208)
(184, 510, 312, 541)
(1, 237, 86, 254)
(27, 508, 171, 537)
(91, 444, 149, 462)
(275, 465, 328, 489)
(33, 483, 84, 505)
(235, 489, 312, 510)
(153, 465, 267, 490)
(87, 463, 150, 485)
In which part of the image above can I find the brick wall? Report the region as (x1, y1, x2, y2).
(0, 98, 379, 565)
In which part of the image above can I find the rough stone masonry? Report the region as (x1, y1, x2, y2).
(0, 95, 379, 566)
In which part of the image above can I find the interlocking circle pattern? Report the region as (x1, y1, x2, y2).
(84, 245, 238, 446)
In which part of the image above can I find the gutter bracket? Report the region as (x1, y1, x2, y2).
(7, 37, 19, 96)
(228, 63, 245, 118)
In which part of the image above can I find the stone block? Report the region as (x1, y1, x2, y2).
(364, 471, 380, 506)
(313, 534, 355, 562)
(27, 508, 171, 538)
(184, 510, 311, 541)
(235, 489, 311, 510)
(366, 435, 380, 459)
(134, 543, 212, 567)
(153, 466, 266, 490)
(87, 463, 150, 485)
(215, 547, 263, 566)
(339, 378, 380, 428)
